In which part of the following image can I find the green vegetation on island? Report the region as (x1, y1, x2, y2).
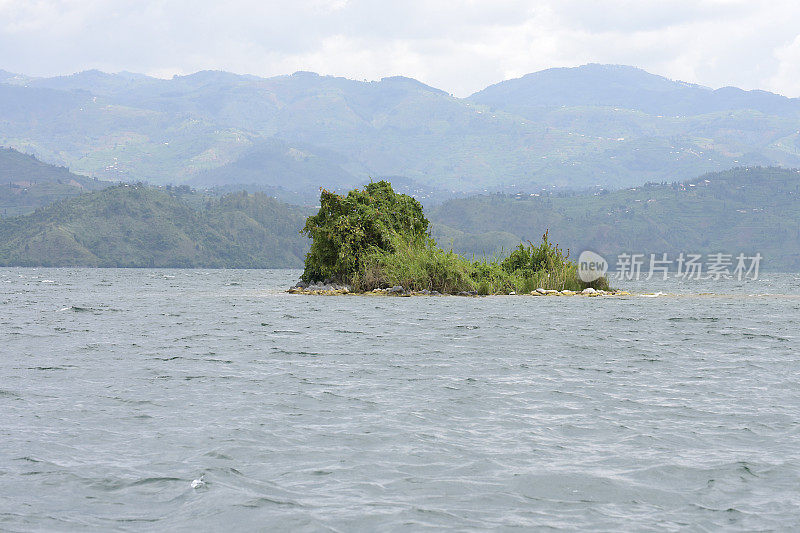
(299, 181, 610, 294)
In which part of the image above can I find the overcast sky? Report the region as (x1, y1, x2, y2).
(2, 0, 799, 97)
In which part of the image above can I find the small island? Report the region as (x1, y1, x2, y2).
(289, 181, 624, 296)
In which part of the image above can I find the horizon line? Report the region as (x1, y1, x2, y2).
(2, 63, 794, 100)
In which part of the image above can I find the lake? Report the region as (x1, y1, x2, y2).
(2, 268, 799, 530)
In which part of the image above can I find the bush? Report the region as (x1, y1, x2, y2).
(501, 230, 569, 274)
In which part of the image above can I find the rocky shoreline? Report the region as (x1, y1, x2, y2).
(288, 281, 631, 297)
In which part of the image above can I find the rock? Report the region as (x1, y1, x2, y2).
(509, 291, 516, 295)
(387, 285, 404, 294)
(581, 287, 597, 295)
(420, 289, 431, 295)
(457, 291, 470, 296)
(561, 290, 575, 295)
(543, 289, 559, 295)
(292, 280, 309, 289)
(468, 290, 477, 296)
(535, 288, 546, 294)
(431, 291, 441, 296)
(530, 290, 541, 296)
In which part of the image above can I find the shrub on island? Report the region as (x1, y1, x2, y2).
(299, 181, 610, 294)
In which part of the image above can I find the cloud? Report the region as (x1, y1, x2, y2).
(769, 34, 800, 96)
(0, 0, 799, 97)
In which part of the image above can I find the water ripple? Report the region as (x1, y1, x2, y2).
(1, 268, 800, 530)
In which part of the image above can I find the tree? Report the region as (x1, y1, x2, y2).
(301, 181, 428, 282)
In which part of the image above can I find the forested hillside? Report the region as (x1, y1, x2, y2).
(3, 164, 800, 270)
(0, 185, 309, 267)
(430, 167, 800, 270)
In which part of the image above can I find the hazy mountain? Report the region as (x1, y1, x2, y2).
(188, 138, 361, 203)
(469, 64, 800, 117)
(1, 147, 82, 184)
(0, 147, 109, 217)
(24, 69, 154, 95)
(0, 69, 34, 85)
(2, 64, 800, 198)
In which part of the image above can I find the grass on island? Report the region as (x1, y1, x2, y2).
(300, 180, 611, 294)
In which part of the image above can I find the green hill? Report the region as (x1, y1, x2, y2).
(3, 168, 800, 270)
(0, 185, 309, 267)
(0, 147, 109, 217)
(429, 167, 800, 271)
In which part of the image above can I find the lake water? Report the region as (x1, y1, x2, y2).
(2, 268, 800, 531)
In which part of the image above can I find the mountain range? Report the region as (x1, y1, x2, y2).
(3, 64, 800, 201)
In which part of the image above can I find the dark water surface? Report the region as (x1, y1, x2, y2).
(2, 269, 800, 531)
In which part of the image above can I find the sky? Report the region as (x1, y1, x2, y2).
(2, 0, 800, 97)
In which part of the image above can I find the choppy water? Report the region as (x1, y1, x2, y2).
(2, 268, 800, 531)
